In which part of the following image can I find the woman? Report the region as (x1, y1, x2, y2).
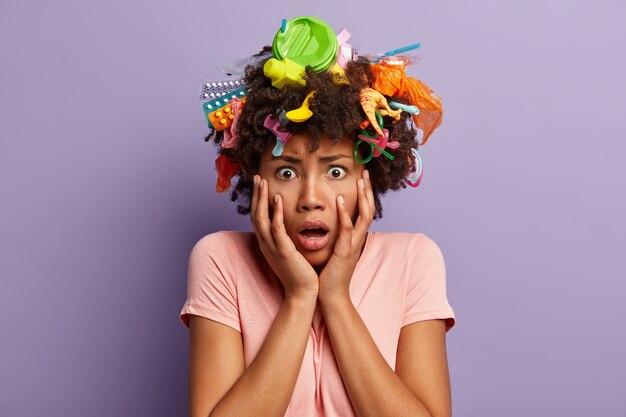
(180, 16, 456, 417)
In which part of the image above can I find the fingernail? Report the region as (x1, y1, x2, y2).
(274, 194, 279, 203)
(364, 170, 370, 180)
(253, 175, 258, 185)
(359, 179, 365, 189)
(260, 180, 264, 190)
(338, 195, 344, 205)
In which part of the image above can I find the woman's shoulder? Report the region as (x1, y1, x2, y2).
(371, 231, 437, 246)
(370, 231, 442, 258)
(191, 230, 256, 258)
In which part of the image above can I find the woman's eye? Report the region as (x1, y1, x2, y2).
(327, 166, 347, 179)
(276, 167, 296, 180)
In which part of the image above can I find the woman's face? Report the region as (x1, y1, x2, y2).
(257, 133, 365, 269)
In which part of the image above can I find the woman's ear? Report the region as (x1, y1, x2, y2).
(402, 151, 414, 178)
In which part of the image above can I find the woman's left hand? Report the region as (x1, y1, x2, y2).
(318, 169, 375, 304)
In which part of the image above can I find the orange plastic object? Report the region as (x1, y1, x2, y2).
(360, 88, 402, 136)
(215, 153, 240, 193)
(208, 105, 235, 131)
(370, 63, 443, 145)
(207, 97, 247, 132)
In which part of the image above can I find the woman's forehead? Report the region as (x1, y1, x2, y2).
(259, 133, 359, 169)
(282, 134, 354, 156)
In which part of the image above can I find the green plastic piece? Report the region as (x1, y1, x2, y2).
(354, 111, 394, 164)
(271, 16, 338, 73)
(354, 139, 395, 164)
(360, 112, 385, 138)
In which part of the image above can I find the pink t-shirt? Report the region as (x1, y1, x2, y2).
(180, 231, 456, 417)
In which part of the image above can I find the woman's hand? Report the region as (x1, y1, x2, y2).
(318, 169, 375, 304)
(250, 175, 319, 300)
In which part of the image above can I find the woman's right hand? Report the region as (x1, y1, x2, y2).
(250, 175, 319, 300)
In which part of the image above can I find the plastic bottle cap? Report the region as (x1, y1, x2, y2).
(263, 57, 306, 89)
(263, 58, 283, 78)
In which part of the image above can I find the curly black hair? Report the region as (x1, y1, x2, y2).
(206, 47, 420, 219)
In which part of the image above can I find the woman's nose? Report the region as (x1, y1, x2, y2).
(297, 178, 325, 212)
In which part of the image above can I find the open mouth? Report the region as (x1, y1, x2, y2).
(299, 227, 328, 239)
(297, 222, 330, 251)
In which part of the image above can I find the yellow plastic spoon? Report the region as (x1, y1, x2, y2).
(286, 91, 315, 122)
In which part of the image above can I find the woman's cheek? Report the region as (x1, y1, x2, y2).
(345, 190, 360, 221)
(268, 183, 293, 215)
(267, 181, 280, 208)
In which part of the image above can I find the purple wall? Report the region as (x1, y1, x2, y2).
(1, 1, 624, 416)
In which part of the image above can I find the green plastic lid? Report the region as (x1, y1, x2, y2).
(272, 16, 338, 73)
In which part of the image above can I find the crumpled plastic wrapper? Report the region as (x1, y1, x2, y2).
(221, 98, 244, 149)
(215, 153, 240, 193)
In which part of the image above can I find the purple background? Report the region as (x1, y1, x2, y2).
(1, 1, 624, 416)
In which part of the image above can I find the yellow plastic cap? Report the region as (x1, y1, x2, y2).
(263, 58, 306, 89)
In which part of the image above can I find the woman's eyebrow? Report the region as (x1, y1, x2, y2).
(271, 154, 351, 163)
(319, 154, 351, 163)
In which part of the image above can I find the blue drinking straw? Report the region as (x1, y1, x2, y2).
(380, 42, 421, 58)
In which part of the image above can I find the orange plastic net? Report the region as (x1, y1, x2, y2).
(370, 62, 443, 145)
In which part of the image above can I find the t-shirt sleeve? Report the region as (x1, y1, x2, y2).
(179, 232, 241, 332)
(402, 234, 456, 332)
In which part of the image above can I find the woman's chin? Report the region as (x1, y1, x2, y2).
(301, 247, 332, 270)
(289, 232, 335, 268)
